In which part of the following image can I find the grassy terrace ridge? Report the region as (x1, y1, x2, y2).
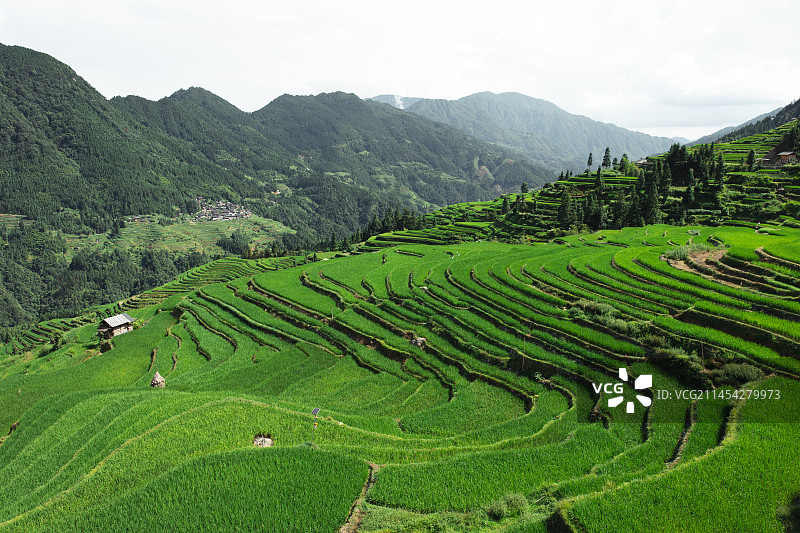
(60, 214, 295, 260)
(0, 224, 798, 532)
(0, 256, 303, 357)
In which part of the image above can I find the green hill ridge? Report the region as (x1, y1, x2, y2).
(0, 43, 552, 240)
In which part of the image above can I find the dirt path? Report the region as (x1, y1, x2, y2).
(339, 463, 381, 533)
(666, 400, 698, 468)
(666, 249, 747, 291)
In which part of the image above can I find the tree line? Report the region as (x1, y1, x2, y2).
(0, 221, 211, 334)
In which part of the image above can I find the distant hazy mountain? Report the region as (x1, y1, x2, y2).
(689, 108, 782, 146)
(375, 92, 678, 172)
(713, 100, 800, 144)
(249, 91, 551, 205)
(368, 94, 424, 110)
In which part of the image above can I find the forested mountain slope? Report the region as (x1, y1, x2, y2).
(392, 91, 677, 172)
(0, 44, 552, 242)
(252, 92, 549, 204)
(0, 45, 266, 234)
(114, 88, 551, 243)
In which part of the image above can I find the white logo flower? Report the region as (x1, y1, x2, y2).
(607, 368, 652, 413)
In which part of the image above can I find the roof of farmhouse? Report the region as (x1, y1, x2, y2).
(101, 313, 135, 328)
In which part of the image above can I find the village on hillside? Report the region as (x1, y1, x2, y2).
(124, 198, 253, 225)
(192, 197, 252, 222)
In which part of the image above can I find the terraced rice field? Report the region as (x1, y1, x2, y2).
(0, 225, 798, 532)
(62, 214, 294, 259)
(0, 256, 299, 358)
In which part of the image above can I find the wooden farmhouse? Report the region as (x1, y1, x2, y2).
(98, 313, 135, 339)
(778, 151, 798, 165)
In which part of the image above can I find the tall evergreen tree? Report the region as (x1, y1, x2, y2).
(660, 163, 672, 202)
(627, 191, 644, 227)
(714, 152, 725, 188)
(602, 147, 612, 168)
(683, 168, 696, 207)
(594, 166, 604, 190)
(557, 191, 576, 230)
(643, 175, 660, 225)
(610, 190, 628, 230)
(747, 149, 756, 171)
(597, 203, 608, 230)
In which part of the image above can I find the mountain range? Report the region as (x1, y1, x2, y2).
(0, 44, 550, 245)
(370, 92, 681, 172)
(3, 42, 796, 248)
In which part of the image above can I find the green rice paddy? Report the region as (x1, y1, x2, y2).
(1, 224, 798, 532)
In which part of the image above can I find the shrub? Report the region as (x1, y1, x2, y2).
(484, 493, 529, 521)
(778, 495, 800, 533)
(573, 299, 617, 318)
(642, 335, 669, 349)
(504, 493, 529, 518)
(568, 307, 586, 320)
(484, 499, 508, 521)
(709, 363, 764, 386)
(649, 347, 711, 389)
(663, 243, 715, 261)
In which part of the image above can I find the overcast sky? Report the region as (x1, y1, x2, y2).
(2, 0, 798, 140)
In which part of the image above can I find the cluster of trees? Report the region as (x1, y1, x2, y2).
(217, 230, 251, 256)
(0, 221, 210, 330)
(551, 146, 729, 231)
(662, 143, 725, 188)
(217, 206, 428, 257)
(784, 121, 800, 154)
(327, 208, 427, 252)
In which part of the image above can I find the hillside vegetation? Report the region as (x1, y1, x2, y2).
(0, 43, 551, 329)
(0, 222, 798, 532)
(361, 119, 800, 249)
(0, 44, 550, 241)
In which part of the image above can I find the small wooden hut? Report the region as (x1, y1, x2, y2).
(98, 313, 135, 339)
